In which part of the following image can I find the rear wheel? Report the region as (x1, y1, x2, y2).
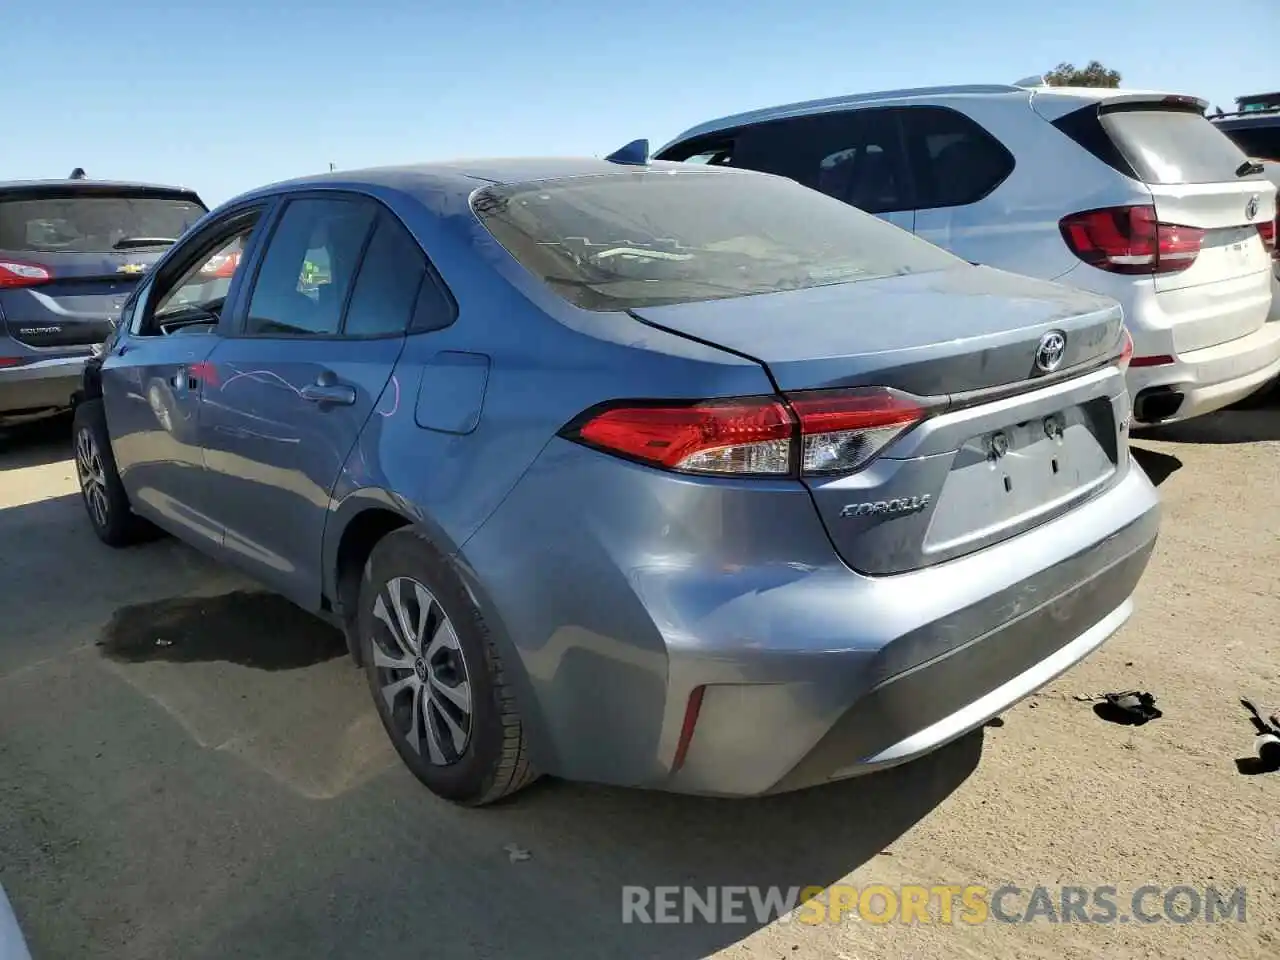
(72, 399, 160, 547)
(359, 528, 537, 805)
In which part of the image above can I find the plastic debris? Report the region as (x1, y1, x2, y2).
(503, 843, 531, 863)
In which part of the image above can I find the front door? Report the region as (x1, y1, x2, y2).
(197, 194, 419, 608)
(99, 209, 265, 550)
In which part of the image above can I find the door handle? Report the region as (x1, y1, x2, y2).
(300, 374, 356, 405)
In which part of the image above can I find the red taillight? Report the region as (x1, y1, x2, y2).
(0, 357, 28, 368)
(1059, 205, 1204, 275)
(1258, 218, 1277, 261)
(788, 387, 926, 475)
(1118, 329, 1134, 373)
(199, 250, 240, 279)
(0, 259, 51, 289)
(564, 387, 929, 478)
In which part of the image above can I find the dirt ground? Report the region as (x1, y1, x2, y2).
(0, 396, 1276, 960)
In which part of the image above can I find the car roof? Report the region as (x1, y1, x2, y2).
(229, 156, 732, 205)
(0, 179, 203, 202)
(660, 83, 1202, 149)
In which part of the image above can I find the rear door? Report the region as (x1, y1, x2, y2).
(0, 186, 206, 352)
(198, 193, 418, 607)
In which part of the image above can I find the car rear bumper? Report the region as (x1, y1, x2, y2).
(462, 445, 1161, 797)
(1126, 318, 1280, 423)
(0, 354, 85, 419)
(661, 466, 1159, 797)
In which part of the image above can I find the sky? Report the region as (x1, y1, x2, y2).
(4, 0, 1277, 206)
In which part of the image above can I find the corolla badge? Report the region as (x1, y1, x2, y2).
(1245, 194, 1259, 221)
(839, 495, 932, 518)
(1034, 330, 1067, 374)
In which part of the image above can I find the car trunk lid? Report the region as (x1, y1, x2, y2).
(630, 266, 1129, 574)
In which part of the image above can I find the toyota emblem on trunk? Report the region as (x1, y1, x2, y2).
(1246, 194, 1259, 221)
(1035, 331, 1067, 373)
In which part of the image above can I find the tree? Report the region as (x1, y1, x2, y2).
(1044, 61, 1122, 88)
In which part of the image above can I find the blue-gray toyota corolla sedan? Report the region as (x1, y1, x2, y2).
(72, 156, 1160, 805)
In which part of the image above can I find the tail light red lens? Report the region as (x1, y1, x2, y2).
(563, 387, 930, 478)
(1059, 205, 1204, 275)
(198, 250, 241, 279)
(1118, 329, 1134, 373)
(0, 259, 52, 289)
(1258, 217, 1277, 261)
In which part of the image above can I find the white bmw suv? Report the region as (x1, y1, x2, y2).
(656, 82, 1279, 424)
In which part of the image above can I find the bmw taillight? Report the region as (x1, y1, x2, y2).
(1258, 217, 1277, 261)
(1059, 205, 1204, 275)
(560, 387, 931, 478)
(0, 259, 52, 289)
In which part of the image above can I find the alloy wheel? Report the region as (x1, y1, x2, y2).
(370, 576, 473, 765)
(75, 427, 110, 530)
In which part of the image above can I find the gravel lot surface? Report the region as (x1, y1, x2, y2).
(1, 393, 1276, 960)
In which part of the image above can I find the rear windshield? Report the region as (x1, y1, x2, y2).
(0, 193, 206, 254)
(470, 169, 964, 311)
(1100, 107, 1262, 185)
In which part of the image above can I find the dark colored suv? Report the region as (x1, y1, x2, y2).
(1212, 107, 1280, 163)
(0, 179, 207, 426)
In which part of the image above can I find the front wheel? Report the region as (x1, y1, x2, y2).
(359, 528, 538, 805)
(72, 399, 160, 547)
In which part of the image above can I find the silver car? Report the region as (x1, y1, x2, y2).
(72, 157, 1160, 804)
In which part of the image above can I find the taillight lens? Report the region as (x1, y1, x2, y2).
(788, 387, 926, 475)
(199, 250, 240, 279)
(1258, 217, 1277, 261)
(1118, 329, 1134, 373)
(563, 387, 929, 478)
(0, 259, 52, 289)
(1059, 205, 1204, 275)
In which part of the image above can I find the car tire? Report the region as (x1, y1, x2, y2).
(359, 527, 538, 805)
(72, 399, 160, 547)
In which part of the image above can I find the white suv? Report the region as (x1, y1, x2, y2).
(656, 83, 1279, 424)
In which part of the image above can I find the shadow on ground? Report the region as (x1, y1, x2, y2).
(203, 732, 985, 960)
(98, 592, 346, 670)
(0, 414, 73, 470)
(1130, 446, 1182, 487)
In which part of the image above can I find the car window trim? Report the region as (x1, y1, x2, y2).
(129, 201, 270, 341)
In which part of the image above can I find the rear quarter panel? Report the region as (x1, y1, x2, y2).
(323, 187, 778, 771)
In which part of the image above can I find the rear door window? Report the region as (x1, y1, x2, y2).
(1101, 106, 1260, 184)
(244, 198, 376, 337)
(900, 106, 1015, 209)
(0, 193, 206, 253)
(734, 109, 913, 213)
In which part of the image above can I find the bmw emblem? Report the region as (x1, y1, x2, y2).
(1034, 330, 1067, 374)
(1246, 195, 1259, 221)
